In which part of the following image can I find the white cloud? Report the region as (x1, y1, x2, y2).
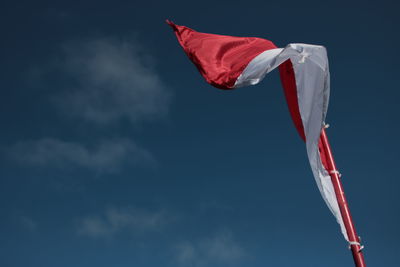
(77, 206, 172, 238)
(175, 231, 246, 266)
(8, 138, 152, 173)
(58, 37, 171, 124)
(9, 37, 169, 173)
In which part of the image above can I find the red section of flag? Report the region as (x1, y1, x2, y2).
(279, 59, 330, 172)
(278, 60, 306, 141)
(167, 20, 277, 89)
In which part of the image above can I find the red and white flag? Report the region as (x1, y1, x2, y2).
(168, 20, 348, 240)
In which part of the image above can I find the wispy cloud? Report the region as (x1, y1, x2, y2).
(19, 215, 37, 232)
(8, 138, 153, 173)
(77, 206, 172, 238)
(58, 37, 171, 124)
(175, 231, 246, 266)
(9, 37, 169, 173)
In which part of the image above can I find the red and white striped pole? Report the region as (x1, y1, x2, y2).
(319, 127, 366, 267)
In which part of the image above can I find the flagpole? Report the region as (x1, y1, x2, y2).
(319, 127, 366, 267)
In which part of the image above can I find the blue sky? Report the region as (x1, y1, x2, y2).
(0, 1, 399, 266)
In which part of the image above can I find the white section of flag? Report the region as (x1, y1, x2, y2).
(235, 44, 348, 240)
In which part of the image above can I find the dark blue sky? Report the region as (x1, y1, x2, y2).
(1, 1, 399, 266)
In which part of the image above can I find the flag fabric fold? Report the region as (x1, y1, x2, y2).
(167, 20, 348, 240)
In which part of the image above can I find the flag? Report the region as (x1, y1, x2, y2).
(167, 20, 348, 240)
